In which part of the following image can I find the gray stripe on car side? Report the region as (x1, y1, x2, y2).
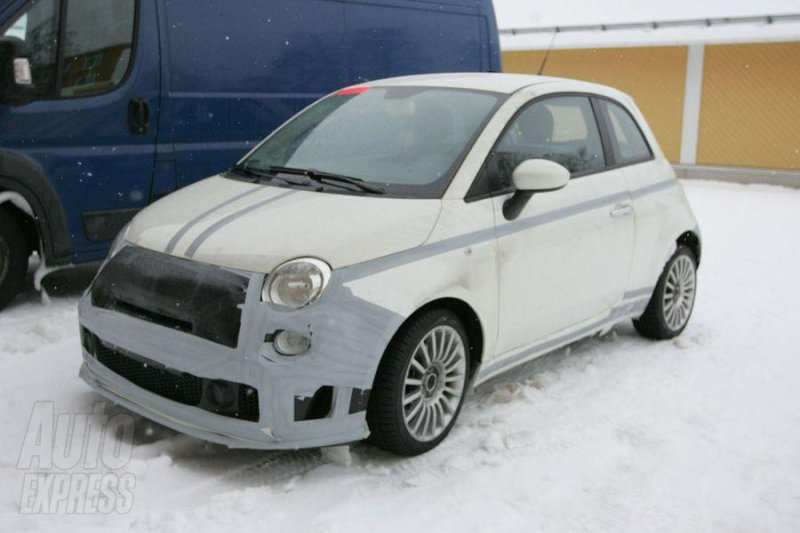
(344, 179, 678, 281)
(483, 317, 608, 377)
(481, 295, 651, 378)
(340, 225, 497, 283)
(184, 190, 297, 258)
(495, 189, 630, 239)
(630, 178, 677, 199)
(341, 192, 626, 282)
(165, 186, 262, 254)
(342, 180, 678, 282)
(623, 286, 655, 300)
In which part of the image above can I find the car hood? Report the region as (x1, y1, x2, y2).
(126, 175, 442, 274)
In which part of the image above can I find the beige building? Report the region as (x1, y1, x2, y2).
(500, 16, 800, 185)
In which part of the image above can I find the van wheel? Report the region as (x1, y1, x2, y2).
(634, 246, 697, 340)
(0, 209, 28, 312)
(367, 309, 470, 456)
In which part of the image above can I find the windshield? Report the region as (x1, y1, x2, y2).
(238, 86, 503, 198)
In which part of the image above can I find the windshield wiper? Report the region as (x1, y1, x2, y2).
(267, 166, 385, 194)
(230, 164, 306, 187)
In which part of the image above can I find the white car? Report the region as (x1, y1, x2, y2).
(78, 73, 700, 456)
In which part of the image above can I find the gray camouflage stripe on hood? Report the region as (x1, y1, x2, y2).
(185, 190, 297, 258)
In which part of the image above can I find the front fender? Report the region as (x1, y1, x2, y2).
(0, 150, 71, 264)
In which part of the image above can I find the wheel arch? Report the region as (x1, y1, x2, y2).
(0, 150, 72, 265)
(677, 229, 701, 266)
(383, 297, 485, 382)
(0, 191, 38, 255)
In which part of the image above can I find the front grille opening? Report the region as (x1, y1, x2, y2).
(111, 300, 193, 334)
(90, 246, 248, 348)
(95, 342, 203, 406)
(85, 330, 259, 422)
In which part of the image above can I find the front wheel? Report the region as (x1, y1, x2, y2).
(367, 309, 470, 456)
(0, 209, 29, 312)
(634, 246, 697, 340)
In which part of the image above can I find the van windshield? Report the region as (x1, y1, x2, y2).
(238, 86, 503, 198)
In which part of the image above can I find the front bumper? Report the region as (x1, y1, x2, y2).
(77, 247, 404, 450)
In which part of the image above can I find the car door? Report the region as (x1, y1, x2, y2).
(596, 97, 676, 294)
(0, 0, 160, 262)
(483, 94, 635, 355)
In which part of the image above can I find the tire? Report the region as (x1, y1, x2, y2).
(0, 209, 29, 312)
(367, 309, 470, 456)
(634, 246, 697, 340)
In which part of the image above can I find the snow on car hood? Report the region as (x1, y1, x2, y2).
(126, 175, 442, 274)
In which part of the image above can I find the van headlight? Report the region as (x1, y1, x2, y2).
(263, 258, 331, 309)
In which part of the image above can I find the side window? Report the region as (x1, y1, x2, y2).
(471, 96, 605, 198)
(0, 0, 136, 100)
(60, 0, 136, 98)
(603, 100, 652, 164)
(1, 0, 59, 99)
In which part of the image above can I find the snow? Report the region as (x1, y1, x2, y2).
(500, 20, 800, 50)
(1, 179, 800, 532)
(492, 0, 800, 30)
(493, 0, 800, 49)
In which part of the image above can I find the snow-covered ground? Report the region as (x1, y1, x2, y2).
(1, 179, 799, 532)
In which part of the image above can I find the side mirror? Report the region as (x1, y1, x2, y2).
(503, 159, 570, 220)
(0, 37, 36, 107)
(512, 159, 570, 192)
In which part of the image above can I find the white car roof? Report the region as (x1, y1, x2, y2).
(361, 72, 633, 104)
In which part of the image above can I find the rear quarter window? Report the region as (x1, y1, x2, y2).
(602, 100, 653, 165)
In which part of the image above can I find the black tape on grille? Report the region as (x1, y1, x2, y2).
(92, 246, 249, 348)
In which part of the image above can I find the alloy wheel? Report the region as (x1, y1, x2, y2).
(662, 255, 696, 330)
(402, 325, 467, 442)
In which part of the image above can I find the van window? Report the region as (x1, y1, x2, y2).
(4, 14, 28, 40)
(60, 0, 136, 98)
(1, 0, 136, 99)
(1, 0, 59, 99)
(602, 100, 653, 164)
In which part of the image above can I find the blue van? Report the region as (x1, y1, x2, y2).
(0, 0, 501, 310)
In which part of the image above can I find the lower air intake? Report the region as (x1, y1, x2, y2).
(83, 329, 260, 422)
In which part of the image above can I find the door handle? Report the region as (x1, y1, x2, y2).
(610, 204, 633, 218)
(128, 97, 150, 135)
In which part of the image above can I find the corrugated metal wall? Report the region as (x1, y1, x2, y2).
(504, 47, 686, 162)
(698, 42, 800, 170)
(503, 42, 800, 171)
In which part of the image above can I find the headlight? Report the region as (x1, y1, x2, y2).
(263, 258, 331, 309)
(108, 223, 131, 259)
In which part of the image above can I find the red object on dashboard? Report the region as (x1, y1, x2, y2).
(337, 86, 371, 96)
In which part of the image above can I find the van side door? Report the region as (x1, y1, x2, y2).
(0, 0, 160, 262)
(480, 94, 635, 356)
(162, 0, 348, 189)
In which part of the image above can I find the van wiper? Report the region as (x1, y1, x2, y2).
(267, 166, 385, 194)
(230, 164, 306, 187)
